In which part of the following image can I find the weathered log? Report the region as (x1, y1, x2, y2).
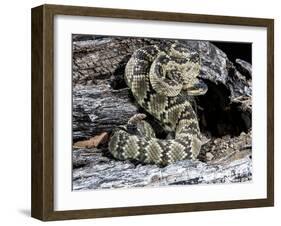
(72, 147, 252, 190)
(73, 84, 138, 141)
(73, 130, 252, 190)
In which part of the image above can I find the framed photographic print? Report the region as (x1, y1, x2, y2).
(31, 4, 274, 221)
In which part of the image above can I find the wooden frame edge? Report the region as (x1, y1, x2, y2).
(31, 5, 55, 221)
(43, 4, 273, 26)
(31, 5, 44, 220)
(31, 4, 274, 221)
(266, 19, 274, 207)
(42, 199, 272, 221)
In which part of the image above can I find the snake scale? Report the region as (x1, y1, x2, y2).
(108, 43, 208, 166)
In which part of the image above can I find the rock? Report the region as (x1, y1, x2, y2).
(200, 130, 252, 162)
(206, 152, 214, 161)
(213, 139, 220, 144)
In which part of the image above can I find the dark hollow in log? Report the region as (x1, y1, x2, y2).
(197, 80, 251, 137)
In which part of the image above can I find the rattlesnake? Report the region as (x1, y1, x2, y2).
(108, 43, 208, 166)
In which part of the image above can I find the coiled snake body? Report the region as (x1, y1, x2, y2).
(109, 43, 208, 166)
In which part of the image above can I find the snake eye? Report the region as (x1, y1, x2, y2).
(166, 70, 182, 82)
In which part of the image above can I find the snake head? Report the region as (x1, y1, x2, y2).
(185, 79, 208, 96)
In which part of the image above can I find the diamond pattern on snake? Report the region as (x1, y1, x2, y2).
(109, 43, 208, 166)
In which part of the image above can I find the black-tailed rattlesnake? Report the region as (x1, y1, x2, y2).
(108, 43, 208, 166)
